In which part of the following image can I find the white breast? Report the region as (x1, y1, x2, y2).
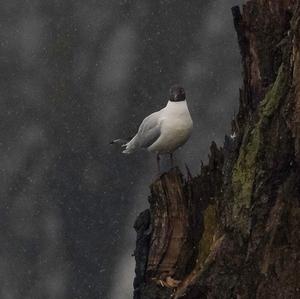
(147, 100, 193, 154)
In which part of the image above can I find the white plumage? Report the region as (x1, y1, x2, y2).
(112, 85, 193, 171)
(123, 99, 193, 154)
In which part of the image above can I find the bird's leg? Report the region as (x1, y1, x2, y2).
(170, 153, 174, 169)
(156, 154, 161, 173)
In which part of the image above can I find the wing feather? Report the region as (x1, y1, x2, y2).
(122, 109, 163, 153)
(137, 111, 162, 148)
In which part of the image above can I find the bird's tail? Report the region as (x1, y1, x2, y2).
(110, 136, 136, 154)
(110, 138, 128, 145)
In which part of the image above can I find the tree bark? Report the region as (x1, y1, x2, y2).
(133, 1, 300, 298)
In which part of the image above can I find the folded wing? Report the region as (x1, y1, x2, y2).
(122, 110, 162, 153)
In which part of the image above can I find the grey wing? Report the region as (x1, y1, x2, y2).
(136, 110, 162, 148)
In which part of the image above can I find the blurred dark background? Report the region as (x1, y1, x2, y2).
(0, 0, 244, 298)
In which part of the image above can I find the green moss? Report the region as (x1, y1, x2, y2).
(198, 204, 217, 266)
(231, 65, 288, 235)
(260, 65, 288, 119)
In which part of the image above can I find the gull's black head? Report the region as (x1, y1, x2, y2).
(169, 85, 186, 102)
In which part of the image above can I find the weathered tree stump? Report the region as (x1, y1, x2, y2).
(133, 144, 223, 299)
(134, 1, 300, 298)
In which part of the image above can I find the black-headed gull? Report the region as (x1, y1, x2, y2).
(112, 85, 193, 171)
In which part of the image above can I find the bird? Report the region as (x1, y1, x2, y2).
(111, 85, 193, 172)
